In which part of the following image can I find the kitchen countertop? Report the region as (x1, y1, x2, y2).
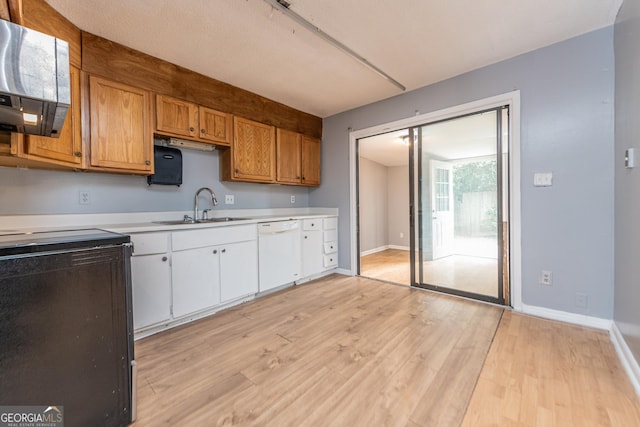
(0, 208, 338, 235)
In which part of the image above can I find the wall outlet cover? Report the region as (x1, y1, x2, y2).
(225, 195, 234, 205)
(291, 195, 296, 204)
(534, 172, 553, 187)
(575, 292, 588, 308)
(539, 270, 552, 285)
(79, 191, 90, 205)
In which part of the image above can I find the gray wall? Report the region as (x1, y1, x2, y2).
(0, 149, 310, 215)
(614, 0, 640, 363)
(358, 157, 388, 253)
(387, 165, 410, 248)
(312, 27, 615, 318)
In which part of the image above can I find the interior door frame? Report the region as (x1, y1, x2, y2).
(349, 91, 522, 309)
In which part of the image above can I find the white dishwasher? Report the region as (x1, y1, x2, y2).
(258, 220, 301, 292)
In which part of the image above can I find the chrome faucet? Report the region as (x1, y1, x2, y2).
(194, 187, 218, 221)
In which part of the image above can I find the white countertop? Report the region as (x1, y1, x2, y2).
(0, 207, 338, 235)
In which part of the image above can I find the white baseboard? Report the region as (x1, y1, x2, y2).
(610, 322, 640, 398)
(388, 245, 410, 251)
(334, 268, 352, 276)
(518, 303, 612, 330)
(360, 246, 389, 257)
(360, 245, 409, 256)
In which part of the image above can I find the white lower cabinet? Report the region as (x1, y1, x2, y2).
(171, 245, 221, 318)
(301, 216, 338, 278)
(301, 219, 323, 277)
(171, 225, 258, 319)
(220, 240, 258, 302)
(130, 232, 172, 330)
(131, 254, 172, 329)
(129, 217, 334, 336)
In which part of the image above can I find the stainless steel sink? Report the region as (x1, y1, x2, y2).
(153, 217, 246, 225)
(201, 217, 246, 222)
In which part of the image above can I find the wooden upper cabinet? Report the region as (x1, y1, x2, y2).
(229, 117, 275, 183)
(198, 106, 232, 145)
(156, 95, 198, 139)
(23, 66, 83, 167)
(88, 75, 153, 174)
(301, 135, 321, 186)
(154, 95, 232, 146)
(276, 128, 302, 184)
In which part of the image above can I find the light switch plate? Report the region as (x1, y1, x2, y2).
(625, 148, 635, 168)
(534, 172, 553, 187)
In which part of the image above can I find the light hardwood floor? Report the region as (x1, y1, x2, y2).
(462, 311, 640, 426)
(132, 275, 640, 426)
(360, 249, 497, 297)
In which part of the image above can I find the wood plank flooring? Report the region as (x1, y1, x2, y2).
(461, 311, 640, 427)
(132, 274, 502, 427)
(360, 249, 497, 297)
(132, 275, 640, 426)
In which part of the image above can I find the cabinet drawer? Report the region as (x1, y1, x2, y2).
(323, 229, 337, 243)
(302, 219, 321, 231)
(323, 253, 338, 268)
(323, 217, 337, 230)
(131, 232, 170, 256)
(172, 224, 257, 251)
(323, 241, 337, 254)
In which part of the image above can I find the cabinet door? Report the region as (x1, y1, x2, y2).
(276, 128, 301, 184)
(155, 95, 198, 138)
(89, 75, 153, 173)
(199, 107, 232, 145)
(171, 247, 220, 317)
(232, 117, 275, 183)
(131, 254, 171, 330)
(301, 136, 321, 186)
(301, 230, 323, 278)
(220, 240, 258, 302)
(24, 66, 83, 167)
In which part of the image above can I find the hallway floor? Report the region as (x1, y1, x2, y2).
(360, 249, 498, 297)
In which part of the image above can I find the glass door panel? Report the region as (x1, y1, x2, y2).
(412, 107, 508, 304)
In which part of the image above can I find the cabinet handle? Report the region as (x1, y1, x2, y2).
(189, 127, 195, 132)
(213, 249, 218, 254)
(145, 160, 151, 165)
(201, 128, 206, 133)
(304, 235, 308, 239)
(162, 256, 168, 262)
(311, 223, 315, 227)
(74, 151, 82, 157)
(221, 248, 226, 253)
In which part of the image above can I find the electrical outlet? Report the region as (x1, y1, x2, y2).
(291, 195, 295, 204)
(225, 195, 234, 205)
(539, 270, 552, 285)
(575, 292, 588, 308)
(79, 191, 90, 205)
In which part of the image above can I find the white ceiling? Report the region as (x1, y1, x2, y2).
(359, 111, 500, 167)
(45, 0, 622, 118)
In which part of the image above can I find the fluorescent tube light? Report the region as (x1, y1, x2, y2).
(167, 138, 216, 152)
(263, 0, 405, 92)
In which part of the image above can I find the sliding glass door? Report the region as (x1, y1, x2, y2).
(410, 107, 509, 304)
